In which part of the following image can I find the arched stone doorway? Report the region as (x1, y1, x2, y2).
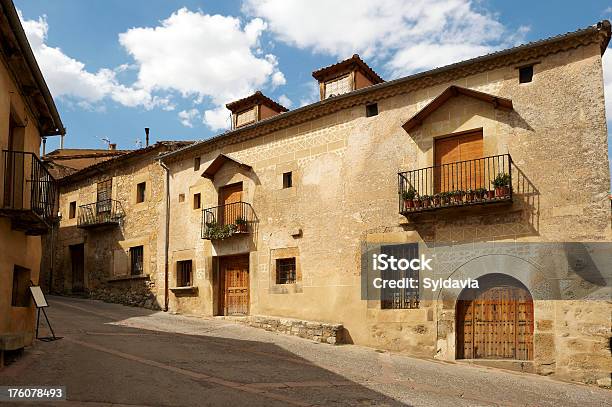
(456, 273, 534, 360)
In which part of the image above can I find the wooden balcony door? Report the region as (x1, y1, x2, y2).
(218, 183, 242, 226)
(457, 286, 534, 360)
(434, 130, 483, 192)
(219, 255, 249, 316)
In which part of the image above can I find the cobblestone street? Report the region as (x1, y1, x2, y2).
(1, 296, 610, 406)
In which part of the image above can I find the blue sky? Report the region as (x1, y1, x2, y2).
(14, 0, 612, 176)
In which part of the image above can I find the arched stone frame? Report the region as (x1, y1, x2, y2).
(433, 254, 549, 362)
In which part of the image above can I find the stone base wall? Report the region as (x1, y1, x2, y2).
(89, 285, 162, 310)
(232, 315, 345, 344)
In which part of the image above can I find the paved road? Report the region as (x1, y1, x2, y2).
(0, 296, 610, 406)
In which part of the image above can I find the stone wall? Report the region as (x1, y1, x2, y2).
(233, 315, 345, 344)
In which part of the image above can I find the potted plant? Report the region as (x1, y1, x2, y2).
(432, 193, 441, 206)
(475, 187, 487, 200)
(401, 187, 416, 209)
(451, 190, 464, 204)
(440, 191, 451, 205)
(235, 216, 247, 232)
(492, 173, 511, 198)
(465, 188, 475, 203)
(420, 195, 431, 208)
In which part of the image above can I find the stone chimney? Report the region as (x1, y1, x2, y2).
(312, 54, 384, 100)
(109, 143, 117, 151)
(226, 91, 288, 130)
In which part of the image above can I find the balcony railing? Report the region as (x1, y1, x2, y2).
(201, 201, 255, 240)
(0, 150, 57, 235)
(398, 154, 512, 214)
(77, 199, 125, 228)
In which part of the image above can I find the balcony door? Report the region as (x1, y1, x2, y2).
(3, 116, 24, 209)
(434, 130, 483, 193)
(96, 179, 112, 221)
(218, 183, 242, 226)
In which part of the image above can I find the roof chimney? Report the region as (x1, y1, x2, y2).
(312, 54, 383, 100)
(109, 143, 117, 151)
(226, 91, 288, 130)
(144, 127, 150, 147)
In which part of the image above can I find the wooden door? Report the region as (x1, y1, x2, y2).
(70, 244, 85, 292)
(434, 131, 483, 192)
(96, 179, 112, 220)
(219, 256, 249, 316)
(218, 183, 242, 225)
(457, 286, 533, 360)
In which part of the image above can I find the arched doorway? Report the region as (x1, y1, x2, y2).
(456, 274, 534, 360)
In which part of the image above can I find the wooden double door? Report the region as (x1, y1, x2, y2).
(434, 130, 484, 192)
(456, 286, 534, 360)
(218, 255, 249, 316)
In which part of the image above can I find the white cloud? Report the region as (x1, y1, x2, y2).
(243, 0, 529, 77)
(278, 94, 292, 108)
(119, 8, 286, 130)
(203, 106, 231, 130)
(19, 11, 161, 109)
(178, 109, 200, 127)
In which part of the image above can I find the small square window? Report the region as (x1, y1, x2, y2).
(69, 201, 76, 219)
(11, 265, 30, 307)
(366, 103, 378, 117)
(276, 257, 296, 284)
(136, 182, 146, 203)
(178, 193, 185, 203)
(130, 246, 144, 276)
(283, 172, 293, 189)
(177, 260, 193, 287)
(519, 65, 533, 84)
(194, 157, 201, 171)
(193, 193, 201, 209)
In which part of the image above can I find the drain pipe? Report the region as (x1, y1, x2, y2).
(160, 160, 170, 312)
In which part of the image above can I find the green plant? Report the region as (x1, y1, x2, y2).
(235, 216, 247, 225)
(203, 222, 238, 240)
(401, 187, 416, 201)
(492, 173, 511, 188)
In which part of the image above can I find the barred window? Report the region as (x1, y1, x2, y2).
(324, 75, 351, 98)
(380, 243, 419, 309)
(177, 260, 192, 287)
(130, 246, 144, 276)
(276, 258, 296, 284)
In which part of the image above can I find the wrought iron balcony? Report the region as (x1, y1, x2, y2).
(398, 154, 512, 215)
(201, 201, 255, 240)
(77, 199, 125, 228)
(0, 150, 57, 235)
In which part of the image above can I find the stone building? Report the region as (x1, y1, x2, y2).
(0, 0, 64, 365)
(44, 141, 191, 309)
(156, 21, 612, 385)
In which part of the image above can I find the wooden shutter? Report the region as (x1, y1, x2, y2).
(236, 108, 256, 127)
(324, 75, 351, 98)
(434, 131, 483, 192)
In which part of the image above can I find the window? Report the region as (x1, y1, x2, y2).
(96, 179, 112, 214)
(177, 260, 193, 287)
(69, 201, 76, 219)
(324, 75, 351, 98)
(519, 65, 533, 83)
(193, 193, 201, 209)
(366, 103, 378, 117)
(380, 244, 419, 309)
(130, 246, 144, 276)
(194, 157, 201, 171)
(11, 266, 30, 307)
(136, 182, 146, 203)
(276, 258, 296, 284)
(178, 193, 185, 203)
(282, 172, 293, 189)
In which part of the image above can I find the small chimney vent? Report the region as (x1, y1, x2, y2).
(145, 127, 150, 147)
(109, 143, 117, 151)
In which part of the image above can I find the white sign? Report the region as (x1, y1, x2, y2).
(29, 286, 48, 308)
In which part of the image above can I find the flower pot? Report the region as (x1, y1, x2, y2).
(452, 194, 463, 204)
(413, 199, 421, 208)
(236, 223, 247, 233)
(404, 199, 414, 209)
(495, 186, 510, 197)
(421, 199, 430, 208)
(486, 190, 495, 199)
(432, 197, 441, 206)
(465, 192, 474, 203)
